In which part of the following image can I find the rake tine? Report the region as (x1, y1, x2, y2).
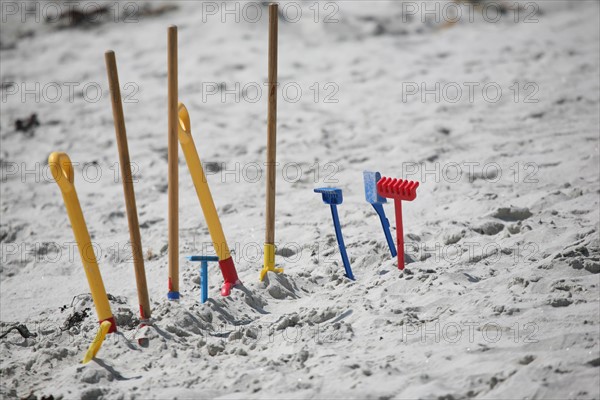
(409, 181, 420, 197)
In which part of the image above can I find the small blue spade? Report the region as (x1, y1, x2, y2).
(363, 171, 397, 257)
(314, 187, 355, 280)
(187, 255, 219, 303)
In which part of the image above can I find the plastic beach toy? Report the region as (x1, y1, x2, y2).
(376, 176, 420, 270)
(105, 50, 152, 321)
(363, 171, 397, 257)
(314, 188, 355, 280)
(260, 4, 284, 282)
(187, 255, 220, 303)
(167, 25, 180, 300)
(49, 152, 117, 333)
(82, 320, 112, 364)
(178, 102, 241, 296)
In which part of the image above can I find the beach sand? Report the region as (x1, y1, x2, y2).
(1, 1, 599, 398)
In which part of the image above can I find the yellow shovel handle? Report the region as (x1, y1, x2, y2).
(177, 103, 231, 261)
(49, 152, 115, 327)
(49, 152, 75, 193)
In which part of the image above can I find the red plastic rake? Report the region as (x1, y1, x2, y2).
(376, 176, 420, 270)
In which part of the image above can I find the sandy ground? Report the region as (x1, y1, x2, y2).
(1, 1, 599, 399)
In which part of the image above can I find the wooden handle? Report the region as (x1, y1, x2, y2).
(105, 50, 152, 319)
(265, 3, 278, 245)
(167, 26, 179, 294)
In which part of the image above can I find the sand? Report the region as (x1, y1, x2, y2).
(1, 1, 599, 399)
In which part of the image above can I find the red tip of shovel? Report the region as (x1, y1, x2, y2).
(221, 282, 234, 296)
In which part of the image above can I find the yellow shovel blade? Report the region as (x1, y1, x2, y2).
(82, 321, 112, 364)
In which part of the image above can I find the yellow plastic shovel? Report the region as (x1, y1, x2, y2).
(48, 152, 116, 332)
(177, 103, 240, 296)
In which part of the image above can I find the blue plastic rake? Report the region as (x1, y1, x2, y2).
(314, 187, 355, 280)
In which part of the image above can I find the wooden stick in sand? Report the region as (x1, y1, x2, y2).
(167, 25, 180, 299)
(104, 50, 152, 319)
(260, 4, 284, 281)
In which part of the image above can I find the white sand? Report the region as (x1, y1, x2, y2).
(1, 1, 599, 399)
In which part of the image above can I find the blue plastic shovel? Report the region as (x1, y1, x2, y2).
(363, 171, 397, 257)
(187, 255, 219, 303)
(314, 187, 355, 280)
